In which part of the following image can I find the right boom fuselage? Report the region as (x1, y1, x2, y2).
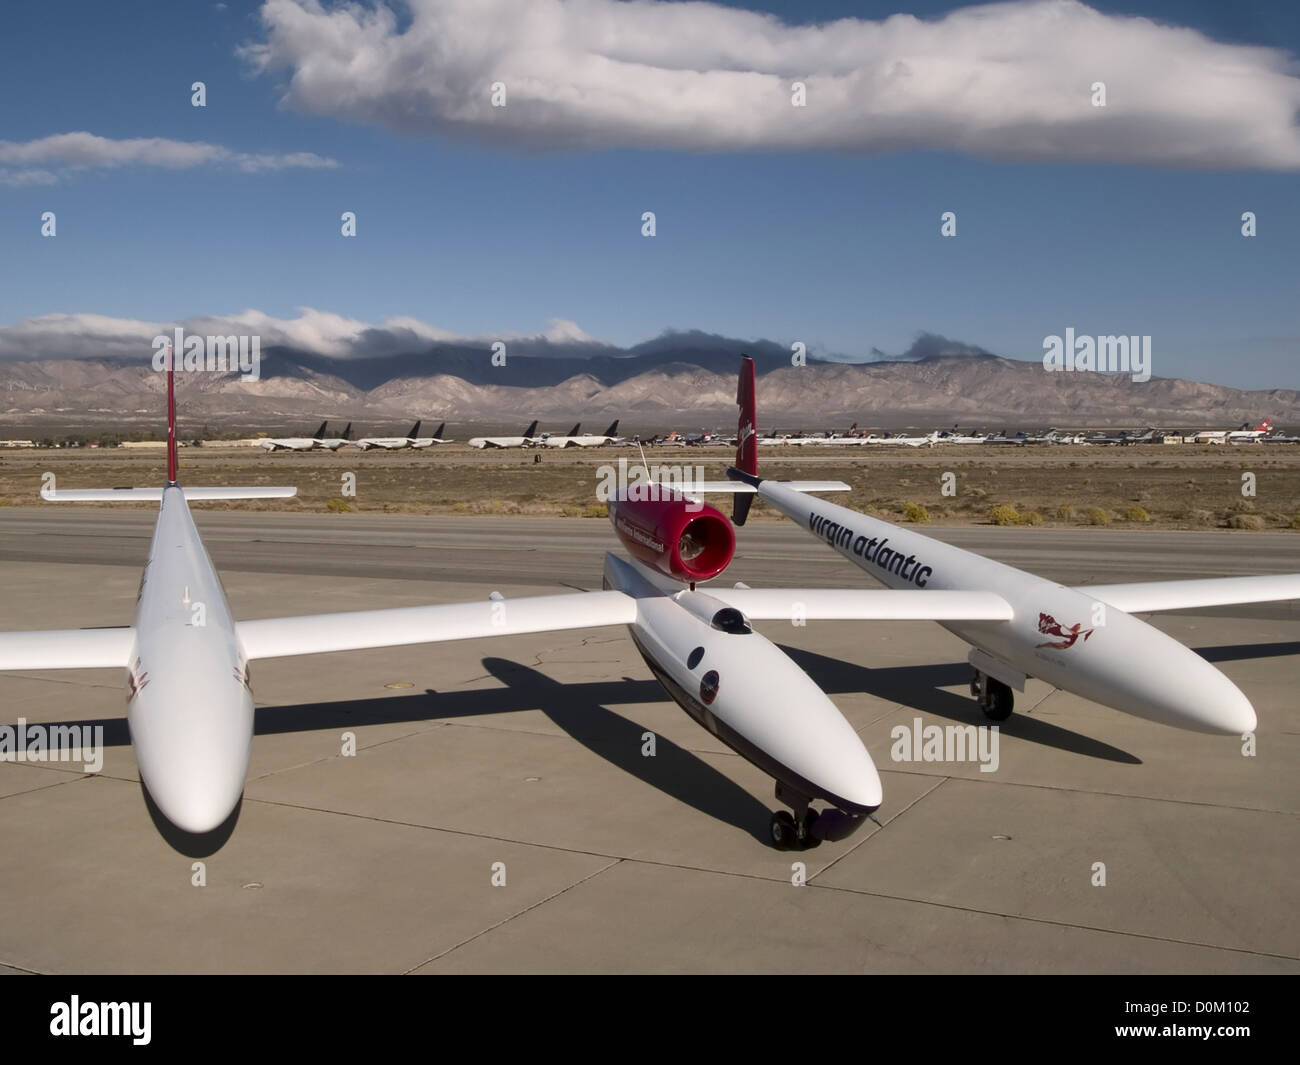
(752, 479, 1255, 735)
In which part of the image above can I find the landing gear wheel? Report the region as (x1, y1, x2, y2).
(982, 678, 1014, 722)
(799, 808, 823, 849)
(770, 810, 797, 850)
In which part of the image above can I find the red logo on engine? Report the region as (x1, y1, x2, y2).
(1035, 612, 1094, 650)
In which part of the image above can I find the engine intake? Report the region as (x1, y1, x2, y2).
(609, 494, 735, 583)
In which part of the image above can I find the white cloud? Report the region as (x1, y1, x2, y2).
(241, 0, 1300, 169)
(0, 167, 59, 187)
(0, 132, 337, 185)
(0, 309, 605, 361)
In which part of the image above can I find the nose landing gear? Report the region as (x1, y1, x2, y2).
(767, 781, 869, 849)
(769, 808, 822, 851)
(971, 669, 1014, 721)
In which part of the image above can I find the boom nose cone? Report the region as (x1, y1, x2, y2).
(149, 771, 242, 835)
(138, 746, 245, 834)
(1200, 680, 1257, 736)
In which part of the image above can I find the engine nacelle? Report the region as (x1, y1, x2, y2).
(609, 494, 735, 583)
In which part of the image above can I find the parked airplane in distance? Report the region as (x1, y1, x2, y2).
(932, 428, 986, 444)
(538, 420, 622, 447)
(259, 420, 329, 451)
(353, 420, 447, 450)
(724, 355, 1299, 737)
(1085, 427, 1162, 446)
(1188, 419, 1273, 444)
(467, 420, 540, 449)
(535, 422, 583, 447)
(1227, 418, 1274, 443)
(317, 422, 353, 451)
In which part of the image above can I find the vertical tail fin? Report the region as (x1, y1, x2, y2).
(408, 420, 422, 439)
(341, 422, 352, 440)
(568, 423, 581, 437)
(433, 422, 445, 439)
(166, 344, 178, 486)
(523, 420, 538, 438)
(313, 421, 328, 439)
(603, 419, 619, 437)
(733, 355, 758, 525)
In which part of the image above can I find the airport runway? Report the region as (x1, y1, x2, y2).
(0, 511, 1296, 973)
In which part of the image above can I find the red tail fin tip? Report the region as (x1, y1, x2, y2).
(736, 355, 757, 477)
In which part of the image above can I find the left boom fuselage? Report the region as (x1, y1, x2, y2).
(128, 486, 253, 832)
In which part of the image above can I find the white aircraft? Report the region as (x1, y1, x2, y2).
(0, 355, 894, 849)
(259, 420, 329, 451)
(538, 420, 622, 448)
(316, 422, 353, 451)
(722, 356, 1299, 735)
(534, 422, 582, 447)
(1188, 419, 1272, 445)
(862, 431, 939, 448)
(353, 420, 447, 450)
(930, 429, 986, 445)
(1227, 418, 1273, 443)
(467, 420, 540, 449)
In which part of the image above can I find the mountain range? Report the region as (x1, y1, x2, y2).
(0, 332, 1294, 435)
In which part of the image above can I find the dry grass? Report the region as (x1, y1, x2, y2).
(1, 443, 1297, 530)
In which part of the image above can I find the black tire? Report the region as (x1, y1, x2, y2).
(770, 810, 797, 850)
(983, 679, 1014, 722)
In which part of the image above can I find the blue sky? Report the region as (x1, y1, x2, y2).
(0, 0, 1297, 388)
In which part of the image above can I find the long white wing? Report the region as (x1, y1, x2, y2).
(0, 627, 134, 669)
(676, 481, 850, 495)
(1077, 574, 1300, 613)
(236, 591, 637, 660)
(43, 486, 297, 501)
(706, 588, 1014, 621)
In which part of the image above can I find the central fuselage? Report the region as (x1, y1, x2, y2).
(128, 486, 253, 832)
(753, 479, 1256, 735)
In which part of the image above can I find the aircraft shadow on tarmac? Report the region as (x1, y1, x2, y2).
(778, 645, 1143, 765)
(1191, 640, 1300, 664)
(35, 636, 1300, 850)
(43, 666, 772, 843)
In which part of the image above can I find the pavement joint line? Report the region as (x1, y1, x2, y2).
(432, 716, 739, 758)
(234, 794, 855, 885)
(0, 768, 99, 801)
(812, 776, 953, 880)
(403, 858, 624, 973)
(238, 794, 651, 863)
(0, 959, 45, 974)
(799, 879, 1300, 964)
(244, 723, 453, 784)
(1, 674, 123, 692)
(873, 767, 1299, 818)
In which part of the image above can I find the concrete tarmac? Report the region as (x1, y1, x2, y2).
(0, 510, 1295, 973)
